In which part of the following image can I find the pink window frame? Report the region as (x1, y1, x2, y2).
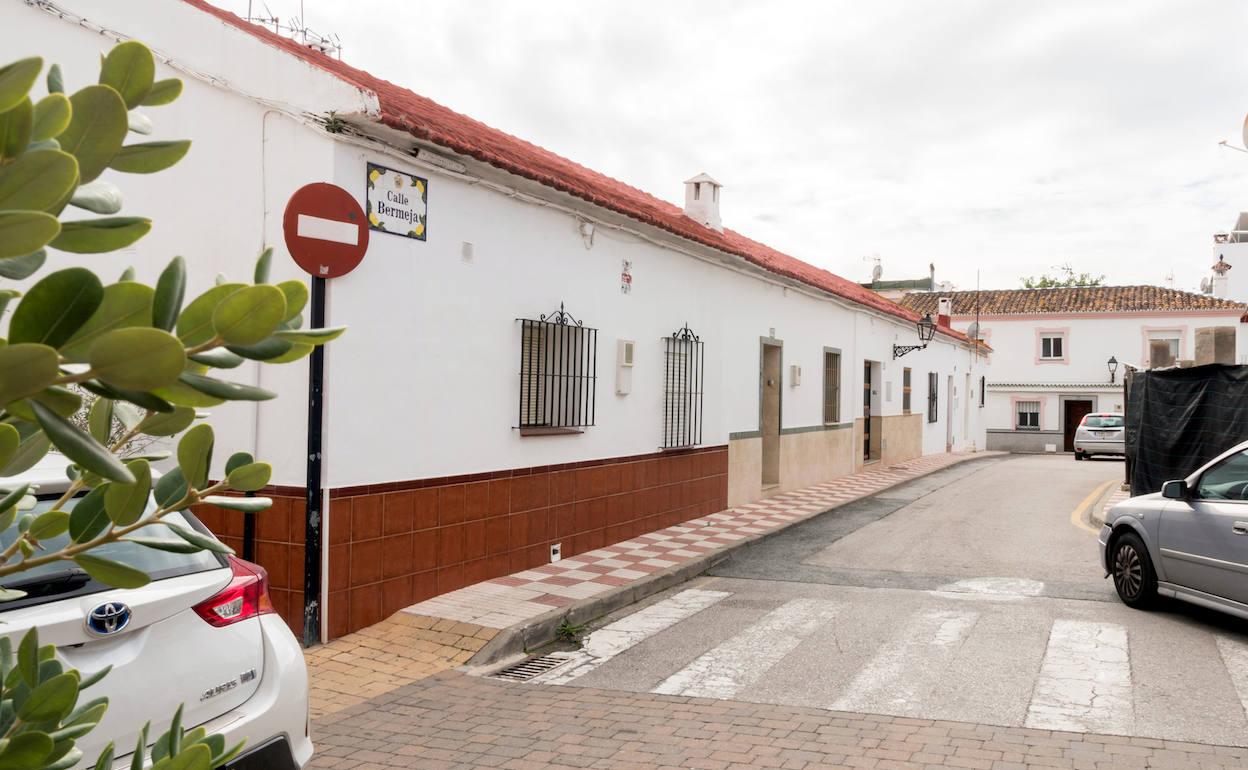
(1011, 396, 1044, 430)
(1035, 327, 1070, 365)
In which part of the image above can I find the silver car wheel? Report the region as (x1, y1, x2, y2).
(1113, 543, 1143, 599)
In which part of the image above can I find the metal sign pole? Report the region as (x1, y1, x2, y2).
(302, 275, 326, 647)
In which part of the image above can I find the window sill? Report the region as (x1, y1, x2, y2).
(1038, 358, 1067, 363)
(518, 426, 585, 436)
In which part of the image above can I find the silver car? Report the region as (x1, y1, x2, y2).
(1074, 412, 1124, 460)
(1099, 440, 1248, 619)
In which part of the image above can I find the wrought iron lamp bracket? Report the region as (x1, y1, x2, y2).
(893, 343, 927, 359)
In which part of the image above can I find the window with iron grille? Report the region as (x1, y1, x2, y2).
(927, 372, 938, 423)
(979, 375, 986, 408)
(518, 303, 597, 431)
(662, 324, 705, 448)
(823, 350, 841, 424)
(902, 368, 912, 414)
(1016, 400, 1040, 430)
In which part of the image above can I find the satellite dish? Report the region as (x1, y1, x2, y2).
(1201, 276, 1212, 293)
(966, 321, 980, 340)
(1242, 112, 1248, 149)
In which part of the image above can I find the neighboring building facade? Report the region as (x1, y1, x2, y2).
(900, 287, 1243, 454)
(10, 0, 988, 640)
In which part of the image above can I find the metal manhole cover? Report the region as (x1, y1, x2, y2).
(490, 652, 576, 682)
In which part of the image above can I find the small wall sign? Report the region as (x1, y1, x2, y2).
(366, 162, 428, 240)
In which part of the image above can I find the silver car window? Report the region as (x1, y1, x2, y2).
(1195, 449, 1248, 500)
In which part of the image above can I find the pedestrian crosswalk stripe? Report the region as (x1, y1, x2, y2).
(652, 598, 842, 699)
(1025, 619, 1133, 734)
(533, 588, 730, 685)
(828, 609, 979, 715)
(1216, 636, 1248, 721)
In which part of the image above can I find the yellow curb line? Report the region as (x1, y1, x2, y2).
(1070, 479, 1116, 535)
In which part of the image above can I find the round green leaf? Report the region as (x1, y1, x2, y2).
(0, 210, 60, 260)
(9, 268, 103, 348)
(176, 283, 245, 347)
(28, 509, 69, 541)
(104, 458, 150, 526)
(74, 553, 149, 589)
(212, 285, 286, 346)
(254, 247, 273, 284)
(268, 342, 314, 364)
(99, 41, 155, 109)
(88, 327, 186, 391)
(109, 140, 190, 174)
(177, 423, 214, 490)
(51, 216, 151, 254)
(154, 467, 189, 510)
(19, 672, 78, 722)
(0, 731, 54, 769)
(0, 148, 79, 211)
(179, 372, 276, 402)
(277, 280, 308, 321)
(0, 97, 32, 162)
(0, 344, 59, 408)
(45, 63, 63, 94)
(136, 405, 195, 437)
(199, 495, 272, 514)
(226, 336, 293, 361)
(60, 281, 155, 362)
(224, 452, 254, 476)
(0, 430, 50, 477)
(189, 348, 244, 369)
(59, 84, 128, 183)
(153, 256, 186, 331)
(88, 396, 114, 444)
(167, 522, 233, 554)
(68, 486, 110, 542)
(0, 57, 42, 114)
(142, 78, 183, 106)
(273, 326, 346, 345)
(126, 536, 200, 554)
(0, 249, 46, 280)
(226, 462, 271, 492)
(69, 179, 123, 215)
(6, 386, 83, 421)
(31, 93, 71, 142)
(31, 401, 133, 484)
(0, 424, 19, 470)
(152, 379, 225, 408)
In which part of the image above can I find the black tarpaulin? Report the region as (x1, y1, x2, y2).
(1125, 364, 1248, 494)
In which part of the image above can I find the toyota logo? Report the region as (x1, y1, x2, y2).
(86, 602, 132, 636)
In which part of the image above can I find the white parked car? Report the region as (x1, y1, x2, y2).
(0, 456, 311, 769)
(1073, 412, 1125, 460)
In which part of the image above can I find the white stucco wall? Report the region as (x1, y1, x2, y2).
(8, 0, 988, 493)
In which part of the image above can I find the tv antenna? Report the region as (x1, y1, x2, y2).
(246, 1, 343, 58)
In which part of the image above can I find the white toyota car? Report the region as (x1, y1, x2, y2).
(0, 456, 312, 769)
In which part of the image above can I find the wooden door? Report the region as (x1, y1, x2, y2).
(1064, 400, 1094, 452)
(863, 361, 872, 460)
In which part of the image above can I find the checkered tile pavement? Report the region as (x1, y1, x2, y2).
(403, 452, 999, 630)
(1098, 485, 1130, 525)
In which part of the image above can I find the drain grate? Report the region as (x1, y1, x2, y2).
(490, 653, 575, 682)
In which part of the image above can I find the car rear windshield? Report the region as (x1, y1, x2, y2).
(1083, 416, 1123, 428)
(0, 494, 225, 610)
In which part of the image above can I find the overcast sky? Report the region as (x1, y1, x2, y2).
(212, 1, 1247, 292)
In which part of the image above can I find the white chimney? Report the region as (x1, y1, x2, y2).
(937, 297, 953, 327)
(1212, 254, 1232, 298)
(683, 173, 723, 232)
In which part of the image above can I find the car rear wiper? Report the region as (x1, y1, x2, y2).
(1, 569, 93, 598)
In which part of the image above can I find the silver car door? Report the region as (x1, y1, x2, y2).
(1159, 448, 1248, 604)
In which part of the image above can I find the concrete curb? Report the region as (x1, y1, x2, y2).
(1089, 480, 1129, 528)
(466, 452, 1006, 668)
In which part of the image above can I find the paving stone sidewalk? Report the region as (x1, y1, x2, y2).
(306, 451, 1000, 717)
(401, 452, 998, 630)
(309, 670, 1248, 770)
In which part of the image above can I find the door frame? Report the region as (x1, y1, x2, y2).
(1061, 397, 1095, 452)
(758, 336, 783, 487)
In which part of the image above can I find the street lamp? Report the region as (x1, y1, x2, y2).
(1108, 355, 1119, 383)
(893, 314, 937, 359)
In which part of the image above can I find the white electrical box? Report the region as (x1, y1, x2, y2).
(550, 542, 562, 562)
(616, 340, 635, 395)
(790, 364, 801, 386)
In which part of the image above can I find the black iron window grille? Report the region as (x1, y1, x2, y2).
(903, 367, 912, 414)
(927, 371, 939, 423)
(662, 324, 705, 448)
(518, 303, 598, 430)
(979, 375, 986, 408)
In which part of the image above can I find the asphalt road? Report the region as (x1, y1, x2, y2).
(528, 455, 1248, 747)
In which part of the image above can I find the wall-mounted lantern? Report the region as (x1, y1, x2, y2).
(893, 314, 937, 359)
(1108, 355, 1119, 383)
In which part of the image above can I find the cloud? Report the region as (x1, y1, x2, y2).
(209, 0, 1248, 291)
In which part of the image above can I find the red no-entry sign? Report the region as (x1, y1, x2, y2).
(282, 182, 369, 279)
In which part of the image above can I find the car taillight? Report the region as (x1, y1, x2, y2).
(193, 556, 275, 627)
